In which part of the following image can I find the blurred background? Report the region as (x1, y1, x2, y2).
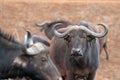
(0, 0, 120, 80)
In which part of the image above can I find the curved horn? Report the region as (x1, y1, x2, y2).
(96, 23, 108, 37)
(24, 30, 33, 47)
(34, 20, 42, 27)
(54, 24, 108, 38)
(26, 42, 48, 55)
(53, 23, 72, 38)
(34, 20, 51, 31)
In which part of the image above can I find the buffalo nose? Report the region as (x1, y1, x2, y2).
(71, 48, 83, 56)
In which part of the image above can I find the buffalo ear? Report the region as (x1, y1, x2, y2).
(87, 35, 96, 47)
(86, 35, 95, 42)
(23, 30, 33, 47)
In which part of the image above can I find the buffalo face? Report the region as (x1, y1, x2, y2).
(64, 30, 88, 57)
(23, 31, 62, 80)
(53, 24, 108, 59)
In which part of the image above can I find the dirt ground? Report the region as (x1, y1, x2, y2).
(0, 0, 120, 80)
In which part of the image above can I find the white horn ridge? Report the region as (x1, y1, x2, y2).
(26, 42, 48, 55)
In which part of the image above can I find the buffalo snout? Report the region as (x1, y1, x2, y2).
(71, 48, 83, 56)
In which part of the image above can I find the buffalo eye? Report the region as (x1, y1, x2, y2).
(64, 34, 71, 42)
(41, 57, 47, 62)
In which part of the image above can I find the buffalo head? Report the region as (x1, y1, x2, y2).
(23, 30, 62, 80)
(53, 23, 108, 58)
(0, 28, 62, 80)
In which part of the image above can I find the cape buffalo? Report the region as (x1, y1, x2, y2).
(35, 20, 108, 80)
(0, 29, 62, 80)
